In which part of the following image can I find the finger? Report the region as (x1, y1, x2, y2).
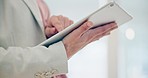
(99, 22, 117, 31)
(81, 22, 116, 39)
(94, 25, 117, 39)
(66, 20, 74, 28)
(88, 26, 117, 44)
(88, 35, 103, 43)
(110, 25, 118, 31)
(105, 32, 110, 35)
(63, 17, 70, 28)
(58, 15, 73, 28)
(90, 22, 117, 36)
(51, 15, 64, 31)
(58, 15, 64, 26)
(48, 18, 53, 28)
(71, 21, 93, 38)
(69, 20, 74, 25)
(45, 27, 57, 38)
(87, 32, 110, 44)
(84, 23, 117, 44)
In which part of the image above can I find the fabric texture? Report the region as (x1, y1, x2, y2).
(37, 0, 68, 78)
(0, 0, 68, 78)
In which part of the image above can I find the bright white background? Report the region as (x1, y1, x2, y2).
(117, 0, 148, 78)
(45, 0, 148, 78)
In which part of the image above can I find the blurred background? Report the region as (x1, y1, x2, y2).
(45, 0, 148, 78)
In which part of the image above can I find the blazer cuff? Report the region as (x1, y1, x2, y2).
(48, 41, 68, 76)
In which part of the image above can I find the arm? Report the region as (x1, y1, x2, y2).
(0, 1, 71, 77)
(0, 41, 68, 78)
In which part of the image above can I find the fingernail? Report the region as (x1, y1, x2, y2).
(87, 21, 93, 27)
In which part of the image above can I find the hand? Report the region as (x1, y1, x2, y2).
(63, 21, 118, 59)
(45, 15, 73, 38)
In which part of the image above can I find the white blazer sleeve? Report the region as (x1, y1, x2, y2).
(0, 41, 68, 78)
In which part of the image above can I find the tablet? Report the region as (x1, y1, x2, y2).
(38, 1, 132, 46)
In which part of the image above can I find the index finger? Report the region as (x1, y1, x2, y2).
(70, 21, 93, 38)
(50, 16, 64, 31)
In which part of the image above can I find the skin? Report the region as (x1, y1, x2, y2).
(45, 15, 117, 59)
(45, 15, 117, 78)
(63, 21, 117, 59)
(45, 15, 73, 38)
(45, 15, 72, 78)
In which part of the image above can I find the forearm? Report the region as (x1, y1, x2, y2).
(0, 41, 68, 78)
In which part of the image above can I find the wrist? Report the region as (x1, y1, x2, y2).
(62, 40, 75, 59)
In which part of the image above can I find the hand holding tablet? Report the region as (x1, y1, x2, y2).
(38, 1, 132, 47)
(63, 21, 118, 58)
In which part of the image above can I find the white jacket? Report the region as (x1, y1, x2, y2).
(0, 0, 68, 78)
